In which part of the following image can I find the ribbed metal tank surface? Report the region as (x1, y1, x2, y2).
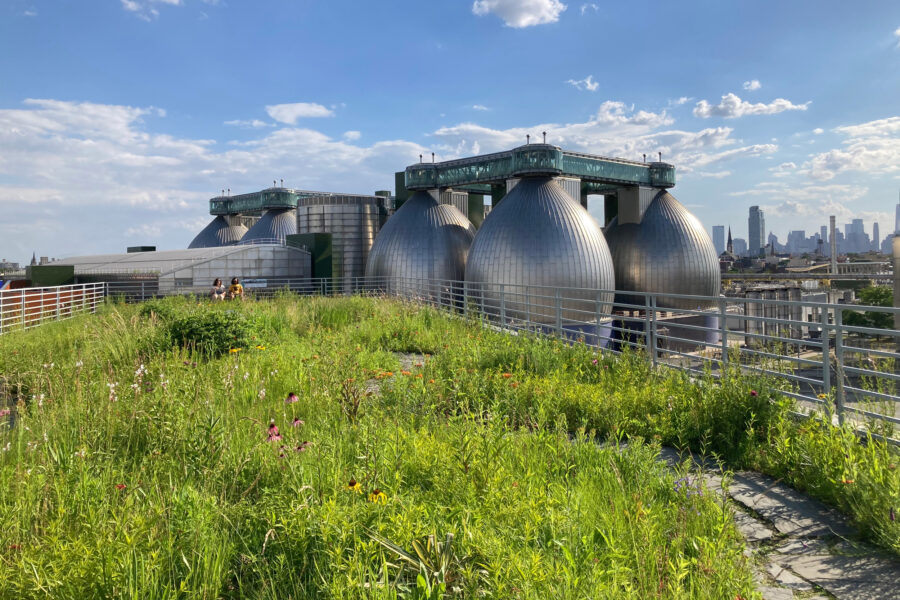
(365, 191, 475, 297)
(188, 216, 248, 249)
(297, 195, 387, 285)
(604, 190, 720, 310)
(240, 208, 297, 244)
(465, 176, 615, 324)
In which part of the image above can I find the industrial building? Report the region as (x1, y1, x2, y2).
(188, 187, 391, 285)
(33, 245, 311, 294)
(368, 142, 720, 341)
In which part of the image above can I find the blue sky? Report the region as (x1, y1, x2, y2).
(2, 0, 900, 261)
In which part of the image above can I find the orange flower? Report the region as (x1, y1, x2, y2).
(502, 373, 512, 379)
(428, 379, 435, 384)
(415, 373, 423, 378)
(841, 479, 855, 484)
(401, 370, 412, 376)
(510, 382, 519, 388)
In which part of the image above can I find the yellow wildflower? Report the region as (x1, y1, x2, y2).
(347, 479, 362, 493)
(368, 488, 387, 504)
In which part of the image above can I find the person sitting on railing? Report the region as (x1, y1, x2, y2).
(228, 277, 244, 301)
(210, 278, 226, 301)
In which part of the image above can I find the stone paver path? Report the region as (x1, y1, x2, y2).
(659, 447, 900, 600)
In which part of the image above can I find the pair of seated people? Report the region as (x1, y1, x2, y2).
(211, 278, 243, 301)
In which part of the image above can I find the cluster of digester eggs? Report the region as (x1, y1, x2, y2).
(364, 176, 720, 323)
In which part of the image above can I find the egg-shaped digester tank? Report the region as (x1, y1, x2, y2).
(188, 216, 248, 249)
(604, 190, 720, 310)
(365, 191, 475, 299)
(465, 176, 615, 324)
(240, 208, 297, 244)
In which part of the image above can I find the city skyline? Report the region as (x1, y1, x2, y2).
(3, 1, 900, 261)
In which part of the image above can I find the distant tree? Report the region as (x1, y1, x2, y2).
(843, 286, 893, 330)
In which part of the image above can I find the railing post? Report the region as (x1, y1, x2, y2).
(820, 307, 830, 403)
(719, 297, 728, 369)
(555, 288, 562, 336)
(21, 290, 26, 329)
(56, 287, 61, 320)
(499, 283, 506, 328)
(645, 294, 657, 367)
(463, 280, 469, 320)
(834, 307, 845, 425)
(595, 290, 603, 348)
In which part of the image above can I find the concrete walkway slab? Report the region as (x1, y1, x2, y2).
(776, 551, 900, 600)
(728, 472, 855, 537)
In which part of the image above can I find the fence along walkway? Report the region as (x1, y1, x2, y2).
(0, 283, 105, 335)
(357, 276, 900, 447)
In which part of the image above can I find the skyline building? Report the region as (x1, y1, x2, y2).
(712, 225, 725, 255)
(873, 222, 880, 251)
(732, 237, 748, 256)
(748, 206, 765, 256)
(896, 196, 900, 233)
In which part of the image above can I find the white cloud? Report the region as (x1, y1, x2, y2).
(671, 97, 691, 106)
(224, 119, 269, 128)
(472, 0, 567, 28)
(895, 26, 900, 47)
(0, 98, 425, 260)
(566, 75, 599, 92)
(580, 3, 598, 15)
(120, 0, 192, 21)
(813, 127, 824, 135)
(265, 102, 335, 124)
(742, 80, 762, 91)
(343, 130, 361, 141)
(472, 104, 490, 111)
(23, 9, 38, 17)
(693, 93, 810, 119)
(769, 161, 797, 177)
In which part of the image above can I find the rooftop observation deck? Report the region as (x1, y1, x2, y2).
(404, 144, 676, 192)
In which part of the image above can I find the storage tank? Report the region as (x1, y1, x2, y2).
(604, 191, 720, 310)
(465, 176, 615, 325)
(365, 191, 475, 299)
(240, 208, 297, 244)
(296, 194, 387, 286)
(188, 216, 248, 249)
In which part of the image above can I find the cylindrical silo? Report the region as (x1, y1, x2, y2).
(297, 195, 387, 288)
(188, 216, 248, 249)
(465, 176, 615, 325)
(240, 208, 297, 244)
(365, 191, 475, 300)
(604, 190, 720, 311)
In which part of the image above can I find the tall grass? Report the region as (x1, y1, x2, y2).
(0, 295, 896, 598)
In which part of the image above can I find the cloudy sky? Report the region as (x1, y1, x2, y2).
(2, 0, 900, 261)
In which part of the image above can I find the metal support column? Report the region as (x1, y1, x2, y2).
(719, 297, 728, 369)
(555, 288, 562, 336)
(833, 308, 845, 425)
(499, 284, 506, 328)
(821, 308, 830, 401)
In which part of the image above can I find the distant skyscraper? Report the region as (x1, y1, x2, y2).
(732, 238, 748, 256)
(748, 206, 765, 256)
(873, 222, 880, 251)
(712, 225, 725, 255)
(820, 225, 828, 244)
(895, 195, 900, 233)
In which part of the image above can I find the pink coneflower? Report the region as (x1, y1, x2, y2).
(750, 390, 758, 397)
(266, 420, 282, 442)
(292, 417, 304, 427)
(285, 392, 299, 404)
(0, 408, 10, 417)
(115, 483, 126, 490)
(591, 358, 598, 365)
(295, 441, 311, 452)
